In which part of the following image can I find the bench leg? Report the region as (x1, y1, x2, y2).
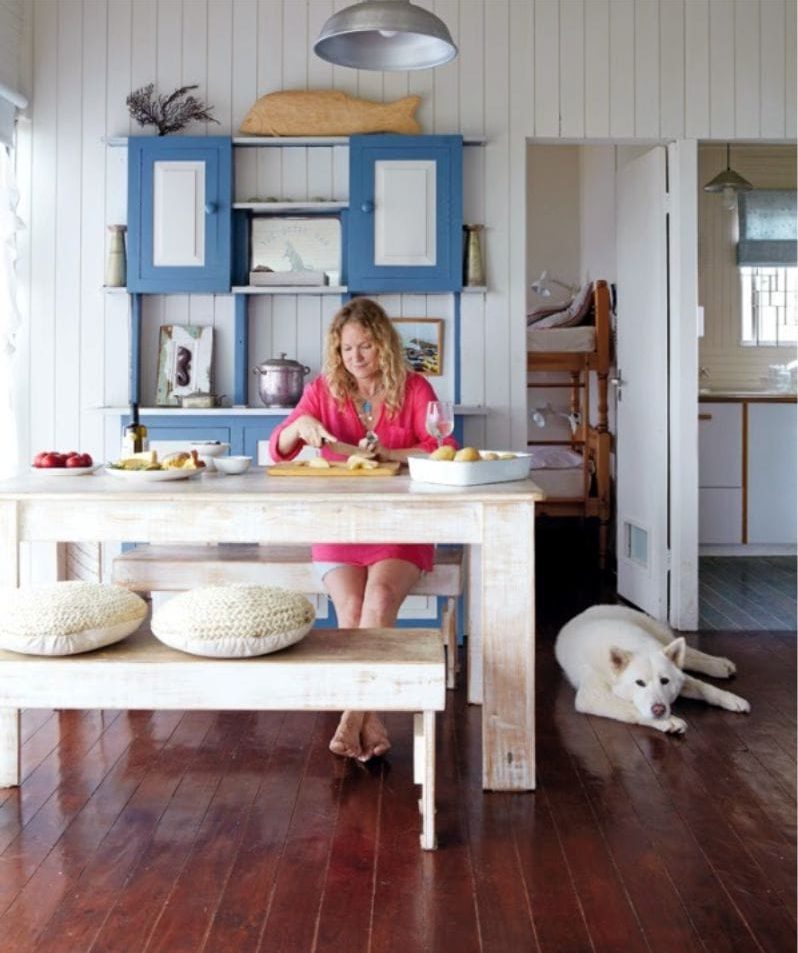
(441, 597, 458, 690)
(414, 711, 437, 850)
(0, 709, 20, 787)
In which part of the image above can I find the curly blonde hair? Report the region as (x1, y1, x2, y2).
(323, 298, 408, 416)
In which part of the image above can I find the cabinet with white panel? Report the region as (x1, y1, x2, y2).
(699, 397, 797, 549)
(747, 402, 798, 544)
(698, 402, 743, 544)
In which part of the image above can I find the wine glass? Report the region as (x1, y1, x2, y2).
(425, 400, 454, 448)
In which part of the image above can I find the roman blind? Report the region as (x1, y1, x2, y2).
(737, 189, 798, 267)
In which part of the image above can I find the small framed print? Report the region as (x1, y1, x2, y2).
(155, 324, 214, 406)
(391, 318, 444, 376)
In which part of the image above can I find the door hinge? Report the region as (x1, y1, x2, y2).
(665, 550, 672, 571)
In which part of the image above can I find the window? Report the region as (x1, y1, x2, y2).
(737, 190, 797, 347)
(740, 266, 798, 346)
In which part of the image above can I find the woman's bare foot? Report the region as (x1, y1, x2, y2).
(329, 711, 365, 758)
(329, 711, 391, 761)
(359, 712, 391, 761)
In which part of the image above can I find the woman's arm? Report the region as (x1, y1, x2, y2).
(268, 380, 336, 462)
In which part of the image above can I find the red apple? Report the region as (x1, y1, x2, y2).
(66, 453, 92, 468)
(40, 452, 66, 468)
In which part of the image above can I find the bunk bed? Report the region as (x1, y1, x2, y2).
(526, 279, 613, 567)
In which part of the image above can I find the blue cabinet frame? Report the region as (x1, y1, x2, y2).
(127, 136, 233, 293)
(347, 134, 463, 293)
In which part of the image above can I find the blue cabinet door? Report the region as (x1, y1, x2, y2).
(127, 137, 232, 293)
(348, 135, 463, 293)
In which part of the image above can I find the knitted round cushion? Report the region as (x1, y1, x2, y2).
(0, 581, 147, 656)
(151, 585, 316, 658)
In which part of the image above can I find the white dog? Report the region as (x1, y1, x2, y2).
(555, 604, 750, 734)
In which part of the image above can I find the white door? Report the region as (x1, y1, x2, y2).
(615, 146, 669, 619)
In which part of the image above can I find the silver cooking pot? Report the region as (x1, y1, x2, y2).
(252, 353, 311, 408)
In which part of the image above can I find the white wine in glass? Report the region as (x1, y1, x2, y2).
(425, 400, 455, 448)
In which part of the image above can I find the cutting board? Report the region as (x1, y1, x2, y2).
(266, 461, 402, 477)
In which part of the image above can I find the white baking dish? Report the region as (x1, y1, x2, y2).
(408, 451, 532, 486)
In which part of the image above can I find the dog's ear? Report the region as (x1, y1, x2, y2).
(609, 646, 632, 673)
(663, 637, 686, 669)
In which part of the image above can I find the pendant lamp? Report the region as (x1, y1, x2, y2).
(703, 143, 753, 211)
(313, 0, 458, 71)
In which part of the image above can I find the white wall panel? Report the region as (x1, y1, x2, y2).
(658, 0, 683, 140)
(11, 0, 796, 471)
(709, 0, 735, 138)
(759, 0, 785, 138)
(609, 0, 635, 138)
(559, 0, 585, 139)
(534, 0, 559, 137)
(584, 0, 610, 138)
(684, 0, 710, 138)
(734, 0, 760, 139)
(634, 0, 659, 138)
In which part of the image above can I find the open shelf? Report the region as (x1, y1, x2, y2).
(231, 285, 347, 295)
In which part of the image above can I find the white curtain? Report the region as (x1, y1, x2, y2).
(0, 144, 23, 477)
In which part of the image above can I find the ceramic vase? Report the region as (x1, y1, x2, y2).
(463, 224, 485, 287)
(105, 225, 127, 287)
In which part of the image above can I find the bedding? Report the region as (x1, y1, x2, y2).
(528, 466, 584, 498)
(526, 326, 596, 352)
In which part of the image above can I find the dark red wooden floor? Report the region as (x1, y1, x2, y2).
(0, 528, 795, 953)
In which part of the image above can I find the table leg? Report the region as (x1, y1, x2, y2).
(0, 501, 19, 588)
(480, 502, 536, 791)
(0, 709, 20, 787)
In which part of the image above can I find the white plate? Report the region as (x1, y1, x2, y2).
(30, 464, 98, 477)
(408, 452, 532, 486)
(104, 466, 201, 482)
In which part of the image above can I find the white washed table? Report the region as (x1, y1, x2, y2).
(0, 469, 543, 791)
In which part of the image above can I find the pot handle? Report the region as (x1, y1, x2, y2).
(252, 367, 263, 375)
(303, 366, 310, 375)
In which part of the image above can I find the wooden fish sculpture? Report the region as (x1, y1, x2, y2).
(239, 90, 421, 137)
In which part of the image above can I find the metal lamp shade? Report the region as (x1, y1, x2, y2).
(314, 0, 458, 71)
(703, 144, 753, 194)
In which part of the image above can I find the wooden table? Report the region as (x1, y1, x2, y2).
(0, 469, 543, 791)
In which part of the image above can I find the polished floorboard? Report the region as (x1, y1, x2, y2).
(0, 531, 795, 953)
(699, 555, 797, 631)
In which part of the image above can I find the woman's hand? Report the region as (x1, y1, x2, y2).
(278, 414, 336, 454)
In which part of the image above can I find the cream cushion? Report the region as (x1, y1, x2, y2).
(0, 581, 147, 656)
(151, 585, 316, 658)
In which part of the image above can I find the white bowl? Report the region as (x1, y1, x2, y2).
(189, 441, 230, 458)
(213, 455, 252, 475)
(408, 451, 532, 486)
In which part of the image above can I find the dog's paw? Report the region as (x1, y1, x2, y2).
(722, 692, 750, 713)
(710, 656, 737, 678)
(662, 716, 687, 734)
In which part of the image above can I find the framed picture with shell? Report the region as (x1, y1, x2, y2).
(155, 325, 214, 406)
(391, 318, 443, 377)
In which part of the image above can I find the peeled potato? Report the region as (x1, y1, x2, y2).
(346, 453, 378, 470)
(454, 447, 481, 462)
(481, 451, 499, 461)
(498, 452, 516, 460)
(308, 457, 331, 469)
(430, 445, 456, 461)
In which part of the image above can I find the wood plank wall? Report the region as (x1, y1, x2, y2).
(10, 0, 797, 470)
(0, 1, 23, 92)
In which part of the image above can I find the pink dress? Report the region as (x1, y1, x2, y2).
(269, 373, 457, 571)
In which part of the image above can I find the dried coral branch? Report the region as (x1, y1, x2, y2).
(126, 84, 220, 136)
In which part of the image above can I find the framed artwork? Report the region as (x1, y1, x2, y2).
(156, 325, 214, 406)
(250, 216, 341, 285)
(391, 318, 444, 376)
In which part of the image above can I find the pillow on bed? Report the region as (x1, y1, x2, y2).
(0, 581, 147, 656)
(528, 447, 584, 469)
(531, 282, 594, 329)
(526, 303, 568, 326)
(151, 585, 316, 658)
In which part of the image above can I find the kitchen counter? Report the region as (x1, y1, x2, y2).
(699, 390, 797, 402)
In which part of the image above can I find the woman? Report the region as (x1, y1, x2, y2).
(269, 298, 457, 762)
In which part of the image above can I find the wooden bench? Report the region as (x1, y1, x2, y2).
(0, 625, 445, 849)
(112, 544, 466, 690)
